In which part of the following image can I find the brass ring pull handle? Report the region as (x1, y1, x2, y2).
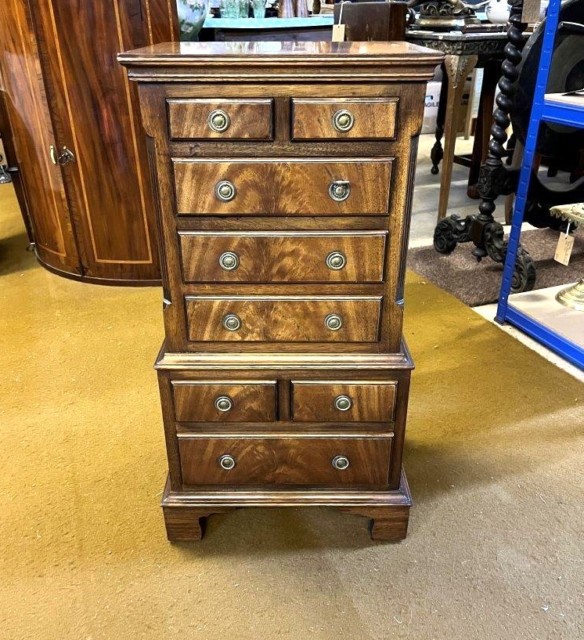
(219, 251, 239, 271)
(208, 109, 230, 133)
(215, 180, 236, 202)
(332, 109, 355, 133)
(219, 454, 236, 470)
(324, 313, 343, 331)
(328, 180, 351, 202)
(214, 395, 233, 412)
(332, 455, 350, 471)
(334, 395, 352, 412)
(222, 313, 242, 332)
(325, 251, 346, 270)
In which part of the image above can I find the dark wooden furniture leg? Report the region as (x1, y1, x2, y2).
(163, 506, 231, 541)
(467, 59, 499, 198)
(161, 477, 233, 541)
(430, 63, 448, 175)
(471, 0, 527, 260)
(343, 506, 410, 541)
(340, 470, 412, 542)
(437, 53, 478, 220)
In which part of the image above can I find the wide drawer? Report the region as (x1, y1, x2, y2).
(167, 98, 273, 140)
(291, 381, 397, 422)
(185, 295, 382, 342)
(292, 98, 398, 140)
(172, 380, 277, 422)
(178, 436, 392, 486)
(173, 159, 392, 215)
(178, 231, 387, 283)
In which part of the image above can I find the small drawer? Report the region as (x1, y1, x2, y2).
(185, 296, 382, 343)
(178, 436, 392, 486)
(178, 231, 387, 283)
(291, 381, 397, 422)
(167, 98, 273, 140)
(291, 98, 398, 140)
(172, 380, 277, 422)
(173, 158, 392, 215)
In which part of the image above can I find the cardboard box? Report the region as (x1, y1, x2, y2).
(422, 80, 442, 134)
(422, 74, 477, 135)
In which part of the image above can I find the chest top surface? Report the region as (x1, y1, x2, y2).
(118, 41, 443, 83)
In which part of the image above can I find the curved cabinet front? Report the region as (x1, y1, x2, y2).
(0, 0, 179, 284)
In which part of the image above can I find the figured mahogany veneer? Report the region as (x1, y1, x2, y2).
(168, 98, 273, 140)
(178, 436, 392, 487)
(185, 296, 382, 343)
(119, 41, 443, 542)
(173, 159, 393, 216)
(291, 98, 398, 140)
(291, 381, 397, 423)
(178, 231, 387, 283)
(172, 381, 277, 422)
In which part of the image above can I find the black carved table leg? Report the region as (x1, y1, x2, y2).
(430, 0, 536, 293)
(431, 62, 448, 175)
(471, 0, 526, 261)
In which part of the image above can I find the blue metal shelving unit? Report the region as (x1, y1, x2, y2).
(496, 0, 584, 370)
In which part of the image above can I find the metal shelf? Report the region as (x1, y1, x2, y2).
(495, 0, 584, 370)
(542, 93, 584, 128)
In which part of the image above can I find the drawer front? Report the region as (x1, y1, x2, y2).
(173, 159, 392, 215)
(179, 231, 387, 283)
(185, 296, 382, 342)
(292, 98, 398, 140)
(167, 98, 273, 140)
(172, 381, 277, 422)
(291, 381, 397, 422)
(178, 436, 392, 486)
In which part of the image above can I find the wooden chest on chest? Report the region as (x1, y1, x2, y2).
(119, 41, 442, 541)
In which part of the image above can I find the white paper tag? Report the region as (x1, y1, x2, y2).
(332, 24, 345, 42)
(554, 232, 575, 266)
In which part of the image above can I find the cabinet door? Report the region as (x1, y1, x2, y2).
(31, 0, 178, 282)
(0, 0, 81, 274)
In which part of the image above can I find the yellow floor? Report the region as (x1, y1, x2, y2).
(1, 183, 583, 639)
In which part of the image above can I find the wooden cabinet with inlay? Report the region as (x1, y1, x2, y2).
(119, 41, 442, 542)
(0, 0, 178, 283)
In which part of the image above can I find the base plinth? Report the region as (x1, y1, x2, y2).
(161, 470, 412, 542)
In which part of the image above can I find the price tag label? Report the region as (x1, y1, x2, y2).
(554, 232, 575, 266)
(333, 0, 346, 42)
(332, 24, 345, 42)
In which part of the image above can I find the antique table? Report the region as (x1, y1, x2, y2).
(406, 28, 508, 220)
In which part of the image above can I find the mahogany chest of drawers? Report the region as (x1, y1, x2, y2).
(119, 41, 442, 542)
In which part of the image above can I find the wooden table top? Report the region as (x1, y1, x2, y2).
(119, 40, 444, 62)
